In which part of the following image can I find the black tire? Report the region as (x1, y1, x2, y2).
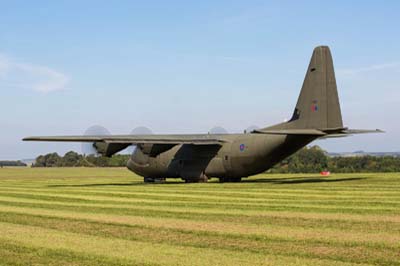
(184, 175, 208, 183)
(144, 177, 155, 183)
(219, 177, 241, 183)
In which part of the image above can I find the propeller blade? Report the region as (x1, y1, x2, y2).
(81, 125, 110, 155)
(209, 126, 228, 134)
(127, 126, 154, 153)
(131, 126, 153, 135)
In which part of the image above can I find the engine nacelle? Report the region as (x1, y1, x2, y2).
(93, 142, 130, 157)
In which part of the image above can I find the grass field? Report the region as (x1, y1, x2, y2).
(0, 168, 399, 266)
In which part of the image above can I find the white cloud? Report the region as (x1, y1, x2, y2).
(0, 54, 69, 92)
(337, 62, 400, 76)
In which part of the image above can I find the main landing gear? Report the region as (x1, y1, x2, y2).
(219, 177, 242, 183)
(144, 175, 242, 183)
(183, 174, 208, 183)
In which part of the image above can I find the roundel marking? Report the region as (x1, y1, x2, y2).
(239, 144, 245, 151)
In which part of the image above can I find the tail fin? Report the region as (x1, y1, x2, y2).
(266, 46, 343, 131)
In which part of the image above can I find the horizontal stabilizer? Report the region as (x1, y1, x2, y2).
(254, 128, 384, 138)
(318, 128, 384, 139)
(343, 129, 384, 134)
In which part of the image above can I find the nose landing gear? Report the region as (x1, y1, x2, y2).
(219, 177, 242, 183)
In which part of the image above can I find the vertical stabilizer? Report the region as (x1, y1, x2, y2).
(266, 46, 343, 130)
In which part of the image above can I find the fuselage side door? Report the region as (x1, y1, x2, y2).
(221, 146, 232, 176)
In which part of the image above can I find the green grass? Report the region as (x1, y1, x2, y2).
(0, 168, 399, 266)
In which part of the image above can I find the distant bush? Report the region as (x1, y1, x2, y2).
(0, 161, 27, 167)
(271, 146, 400, 173)
(32, 151, 130, 168)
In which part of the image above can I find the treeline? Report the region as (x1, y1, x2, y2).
(0, 161, 27, 167)
(31, 147, 400, 173)
(271, 146, 400, 173)
(32, 151, 130, 167)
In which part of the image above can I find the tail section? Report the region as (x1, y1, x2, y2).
(257, 46, 383, 137)
(266, 46, 343, 131)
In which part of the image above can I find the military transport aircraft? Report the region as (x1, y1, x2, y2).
(24, 46, 382, 183)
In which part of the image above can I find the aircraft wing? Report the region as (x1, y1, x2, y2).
(23, 134, 226, 157)
(23, 134, 227, 145)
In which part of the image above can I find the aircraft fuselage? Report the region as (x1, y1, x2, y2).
(127, 133, 316, 182)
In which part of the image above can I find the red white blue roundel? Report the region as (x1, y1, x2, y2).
(239, 144, 245, 151)
(311, 100, 318, 112)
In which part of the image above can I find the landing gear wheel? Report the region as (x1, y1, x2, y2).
(199, 173, 208, 183)
(219, 177, 241, 183)
(184, 174, 208, 183)
(144, 177, 154, 183)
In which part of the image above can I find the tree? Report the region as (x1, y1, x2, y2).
(62, 151, 82, 167)
(273, 145, 328, 173)
(33, 153, 61, 167)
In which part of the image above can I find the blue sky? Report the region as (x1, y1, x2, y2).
(1, 1, 399, 159)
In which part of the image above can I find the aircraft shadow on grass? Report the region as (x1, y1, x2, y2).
(240, 177, 366, 184)
(47, 182, 155, 188)
(47, 177, 366, 188)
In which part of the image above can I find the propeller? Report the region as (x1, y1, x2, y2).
(126, 126, 154, 153)
(131, 126, 153, 135)
(245, 125, 260, 133)
(81, 125, 111, 156)
(209, 126, 228, 134)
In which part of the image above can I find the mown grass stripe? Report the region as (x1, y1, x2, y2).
(14, 202, 400, 233)
(0, 239, 144, 266)
(0, 195, 398, 217)
(0, 192, 399, 214)
(0, 206, 399, 246)
(1, 190, 400, 208)
(89, 182, 400, 190)
(6, 181, 400, 191)
(0, 212, 397, 266)
(0, 200, 399, 231)
(0, 221, 370, 266)
(61, 185, 400, 195)
(0, 211, 400, 251)
(2, 182, 400, 198)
